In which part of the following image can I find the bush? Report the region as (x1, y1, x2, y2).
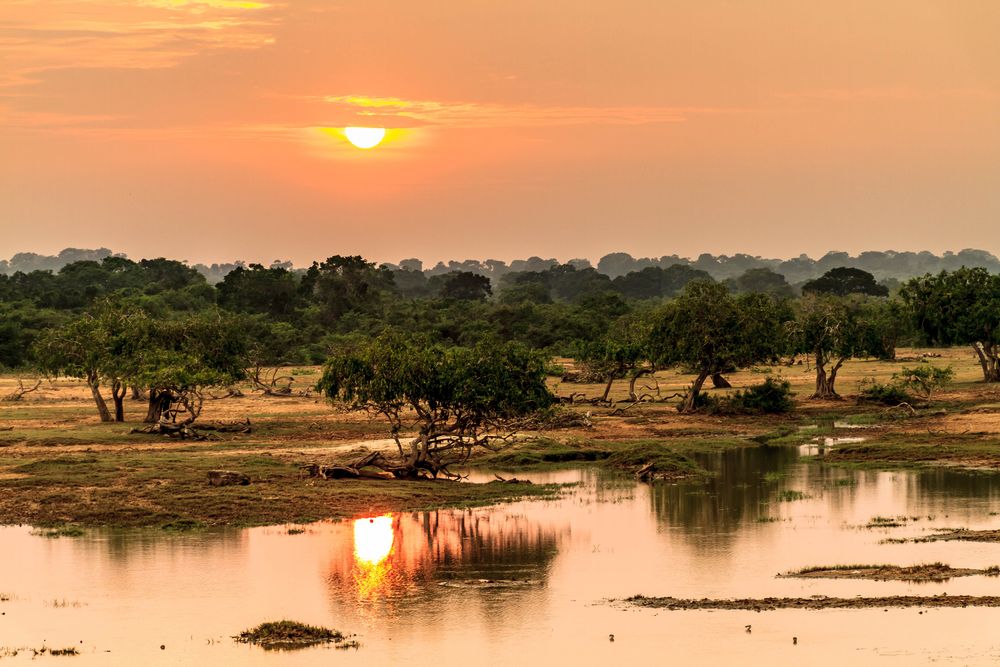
(684, 377, 794, 415)
(730, 377, 794, 414)
(893, 364, 954, 400)
(857, 378, 912, 405)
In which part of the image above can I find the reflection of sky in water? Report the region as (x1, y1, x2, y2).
(5, 449, 1000, 664)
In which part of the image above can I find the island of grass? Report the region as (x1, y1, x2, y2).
(779, 563, 1000, 582)
(235, 621, 354, 650)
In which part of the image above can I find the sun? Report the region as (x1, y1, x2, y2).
(344, 126, 386, 149)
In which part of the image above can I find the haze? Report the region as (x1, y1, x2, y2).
(1, 1, 998, 265)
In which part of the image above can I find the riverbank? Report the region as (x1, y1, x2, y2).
(5, 346, 1000, 528)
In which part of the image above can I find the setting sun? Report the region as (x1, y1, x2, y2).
(344, 126, 386, 149)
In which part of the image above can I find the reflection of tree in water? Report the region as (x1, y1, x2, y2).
(650, 444, 1000, 545)
(909, 467, 1000, 512)
(648, 446, 800, 537)
(97, 527, 245, 566)
(325, 508, 566, 607)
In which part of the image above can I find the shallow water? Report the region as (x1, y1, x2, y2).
(5, 446, 1000, 665)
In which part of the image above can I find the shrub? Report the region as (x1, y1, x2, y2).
(730, 377, 794, 414)
(692, 377, 794, 415)
(893, 364, 954, 400)
(857, 378, 912, 405)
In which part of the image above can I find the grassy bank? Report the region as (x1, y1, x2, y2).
(0, 449, 562, 529)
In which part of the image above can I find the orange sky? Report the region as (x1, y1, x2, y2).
(1, 1, 998, 266)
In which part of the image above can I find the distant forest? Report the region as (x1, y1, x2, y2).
(3, 247, 1000, 288)
(2, 246, 998, 373)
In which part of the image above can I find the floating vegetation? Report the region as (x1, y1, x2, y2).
(780, 563, 997, 582)
(623, 594, 1000, 611)
(437, 578, 541, 589)
(235, 621, 355, 650)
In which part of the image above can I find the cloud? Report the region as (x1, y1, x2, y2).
(0, 0, 278, 91)
(321, 95, 741, 129)
(776, 87, 1000, 103)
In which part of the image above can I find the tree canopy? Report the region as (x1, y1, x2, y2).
(901, 267, 1000, 382)
(318, 334, 553, 478)
(648, 282, 785, 412)
(802, 267, 889, 297)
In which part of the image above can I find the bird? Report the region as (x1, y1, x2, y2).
(793, 637, 798, 645)
(608, 634, 615, 642)
(745, 625, 752, 633)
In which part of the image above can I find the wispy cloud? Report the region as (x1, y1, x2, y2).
(321, 95, 743, 128)
(0, 0, 278, 91)
(777, 87, 1000, 103)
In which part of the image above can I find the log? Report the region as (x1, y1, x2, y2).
(207, 470, 250, 486)
(635, 462, 656, 482)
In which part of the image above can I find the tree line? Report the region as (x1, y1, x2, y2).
(5, 247, 1000, 286)
(3, 258, 1000, 477)
(1, 253, 999, 396)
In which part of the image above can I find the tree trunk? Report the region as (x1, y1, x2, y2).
(144, 389, 171, 423)
(601, 374, 615, 402)
(973, 343, 1000, 382)
(681, 371, 710, 413)
(812, 352, 843, 399)
(111, 380, 126, 422)
(711, 373, 732, 389)
(628, 368, 653, 401)
(88, 376, 112, 423)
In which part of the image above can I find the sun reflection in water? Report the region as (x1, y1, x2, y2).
(353, 514, 396, 599)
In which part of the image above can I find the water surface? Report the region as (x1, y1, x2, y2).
(5, 446, 1000, 664)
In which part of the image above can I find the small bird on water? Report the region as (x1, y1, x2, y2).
(793, 637, 798, 645)
(745, 625, 752, 633)
(608, 634, 614, 642)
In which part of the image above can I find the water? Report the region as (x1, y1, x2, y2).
(5, 446, 1000, 665)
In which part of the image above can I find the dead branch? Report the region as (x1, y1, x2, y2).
(206, 387, 244, 400)
(493, 473, 532, 485)
(250, 365, 311, 398)
(3, 379, 41, 402)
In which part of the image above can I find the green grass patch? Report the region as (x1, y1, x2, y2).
(235, 620, 348, 650)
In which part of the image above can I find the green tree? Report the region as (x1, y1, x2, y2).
(802, 267, 889, 297)
(725, 268, 795, 298)
(901, 268, 1000, 382)
(434, 271, 492, 300)
(34, 301, 148, 421)
(791, 295, 885, 399)
(318, 333, 553, 478)
(217, 263, 302, 318)
(300, 255, 395, 325)
(648, 282, 784, 412)
(577, 313, 653, 402)
(134, 314, 250, 426)
(613, 265, 713, 300)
